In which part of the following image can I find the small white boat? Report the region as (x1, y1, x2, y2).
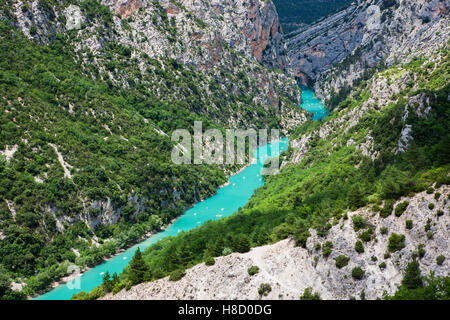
(221, 208, 224, 211)
(193, 213, 197, 216)
(243, 176, 246, 179)
(100, 272, 104, 276)
(232, 183, 236, 186)
(178, 229, 181, 233)
(216, 214, 222, 218)
(123, 257, 127, 260)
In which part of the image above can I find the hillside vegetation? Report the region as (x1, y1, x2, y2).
(73, 41, 449, 300)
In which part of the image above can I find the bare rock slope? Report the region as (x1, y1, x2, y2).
(102, 185, 449, 300)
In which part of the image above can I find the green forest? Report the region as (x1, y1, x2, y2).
(273, 0, 353, 33)
(72, 45, 450, 300)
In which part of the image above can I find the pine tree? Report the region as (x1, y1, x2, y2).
(129, 248, 150, 285)
(234, 234, 251, 253)
(166, 244, 182, 271)
(178, 242, 192, 267)
(102, 271, 113, 292)
(402, 259, 423, 290)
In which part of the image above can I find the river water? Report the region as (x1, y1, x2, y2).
(35, 86, 326, 300)
(299, 86, 328, 120)
(35, 138, 289, 300)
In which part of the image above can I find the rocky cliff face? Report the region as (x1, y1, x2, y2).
(286, 0, 449, 101)
(102, 185, 449, 300)
(1, 0, 304, 127)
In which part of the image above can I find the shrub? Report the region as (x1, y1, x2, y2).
(384, 252, 391, 259)
(234, 235, 251, 253)
(425, 219, 431, 231)
(436, 255, 445, 266)
(388, 233, 406, 252)
(335, 255, 350, 269)
(322, 241, 333, 257)
(380, 226, 388, 235)
(406, 220, 413, 229)
(394, 201, 409, 217)
(372, 205, 381, 212)
(427, 231, 433, 239)
(360, 228, 373, 242)
(426, 187, 434, 194)
(205, 256, 215, 266)
(428, 203, 435, 210)
(295, 230, 311, 248)
(355, 240, 364, 253)
(169, 269, 186, 281)
(437, 210, 444, 217)
(247, 266, 260, 276)
(434, 192, 441, 200)
(380, 200, 394, 218)
(351, 267, 365, 280)
(379, 262, 387, 269)
(258, 283, 272, 296)
(352, 215, 367, 231)
(222, 247, 233, 256)
(371, 256, 378, 262)
(300, 287, 321, 300)
(314, 242, 321, 251)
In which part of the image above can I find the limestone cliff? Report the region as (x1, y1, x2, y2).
(286, 0, 449, 102)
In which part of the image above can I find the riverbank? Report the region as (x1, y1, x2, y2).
(34, 139, 289, 300)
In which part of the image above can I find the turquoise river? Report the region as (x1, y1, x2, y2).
(35, 88, 326, 300)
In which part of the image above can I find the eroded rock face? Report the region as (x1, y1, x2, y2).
(114, 0, 141, 19)
(286, 0, 449, 99)
(102, 185, 449, 300)
(64, 5, 84, 30)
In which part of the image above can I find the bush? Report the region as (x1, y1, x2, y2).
(247, 266, 260, 276)
(388, 233, 406, 252)
(351, 267, 365, 280)
(355, 240, 364, 253)
(314, 242, 321, 251)
(436, 255, 445, 266)
(380, 200, 394, 218)
(352, 215, 367, 231)
(379, 226, 388, 235)
(169, 269, 186, 281)
(427, 231, 433, 239)
(335, 255, 350, 269)
(428, 203, 435, 210)
(406, 220, 413, 229)
(295, 230, 311, 248)
(300, 287, 321, 300)
(434, 192, 441, 200)
(417, 244, 425, 259)
(322, 241, 333, 257)
(379, 262, 387, 269)
(394, 201, 409, 217)
(437, 210, 444, 217)
(222, 247, 233, 256)
(426, 187, 434, 194)
(205, 256, 215, 266)
(258, 283, 272, 296)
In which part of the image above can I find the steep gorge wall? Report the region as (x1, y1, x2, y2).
(286, 0, 449, 101)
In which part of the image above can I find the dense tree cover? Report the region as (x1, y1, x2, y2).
(273, 0, 353, 33)
(384, 260, 450, 300)
(0, 20, 236, 298)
